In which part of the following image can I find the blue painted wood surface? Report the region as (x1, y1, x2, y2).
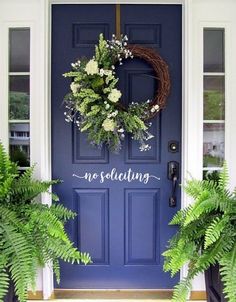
(52, 4, 182, 289)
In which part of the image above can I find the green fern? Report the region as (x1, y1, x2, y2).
(183, 191, 219, 226)
(171, 275, 193, 302)
(220, 243, 236, 301)
(218, 162, 229, 191)
(50, 203, 76, 221)
(196, 234, 234, 272)
(163, 240, 197, 276)
(204, 216, 229, 248)
(0, 142, 91, 302)
(0, 258, 9, 301)
(53, 258, 60, 284)
(1, 223, 32, 301)
(169, 205, 192, 226)
(163, 162, 236, 302)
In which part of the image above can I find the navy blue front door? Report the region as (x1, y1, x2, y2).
(52, 4, 182, 289)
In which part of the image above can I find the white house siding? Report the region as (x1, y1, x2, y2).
(0, 0, 236, 297)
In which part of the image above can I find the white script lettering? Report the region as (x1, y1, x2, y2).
(72, 168, 160, 184)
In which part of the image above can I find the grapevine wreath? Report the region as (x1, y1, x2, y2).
(63, 34, 170, 152)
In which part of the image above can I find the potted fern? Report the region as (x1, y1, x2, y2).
(163, 163, 236, 302)
(0, 143, 91, 302)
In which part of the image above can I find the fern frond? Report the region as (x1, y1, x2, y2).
(204, 216, 229, 249)
(45, 238, 80, 263)
(218, 161, 229, 191)
(53, 258, 60, 284)
(0, 143, 19, 183)
(171, 276, 193, 302)
(197, 234, 234, 272)
(0, 256, 9, 301)
(219, 243, 236, 301)
(14, 164, 35, 184)
(163, 239, 197, 276)
(29, 205, 69, 242)
(184, 194, 218, 226)
(11, 180, 58, 204)
(50, 203, 76, 221)
(184, 179, 205, 199)
(0, 206, 23, 230)
(1, 223, 33, 302)
(29, 231, 50, 267)
(218, 190, 234, 213)
(0, 177, 15, 200)
(169, 205, 192, 225)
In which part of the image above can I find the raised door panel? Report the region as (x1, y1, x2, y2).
(125, 189, 160, 265)
(74, 189, 109, 264)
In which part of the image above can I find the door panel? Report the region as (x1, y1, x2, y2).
(74, 189, 109, 265)
(52, 4, 182, 289)
(125, 189, 160, 265)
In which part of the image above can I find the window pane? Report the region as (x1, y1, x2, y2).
(9, 28, 30, 72)
(203, 170, 220, 181)
(204, 76, 225, 120)
(9, 123, 30, 167)
(9, 27, 30, 168)
(9, 76, 30, 120)
(203, 123, 224, 168)
(204, 29, 224, 72)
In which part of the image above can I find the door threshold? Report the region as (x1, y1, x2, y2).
(54, 289, 173, 299)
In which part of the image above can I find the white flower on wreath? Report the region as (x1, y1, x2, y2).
(99, 69, 113, 77)
(104, 70, 113, 76)
(108, 88, 122, 103)
(85, 59, 99, 75)
(102, 118, 116, 132)
(70, 82, 80, 94)
(108, 110, 118, 118)
(150, 104, 160, 113)
(99, 69, 105, 76)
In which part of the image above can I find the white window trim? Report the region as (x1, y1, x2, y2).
(0, 16, 48, 295)
(0, 21, 33, 154)
(199, 22, 231, 180)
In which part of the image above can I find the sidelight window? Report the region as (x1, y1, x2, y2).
(8, 28, 30, 169)
(203, 28, 225, 179)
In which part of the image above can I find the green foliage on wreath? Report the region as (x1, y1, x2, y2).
(0, 142, 91, 302)
(163, 163, 236, 302)
(63, 34, 159, 152)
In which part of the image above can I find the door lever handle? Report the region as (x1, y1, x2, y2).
(169, 174, 177, 207)
(167, 161, 179, 207)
